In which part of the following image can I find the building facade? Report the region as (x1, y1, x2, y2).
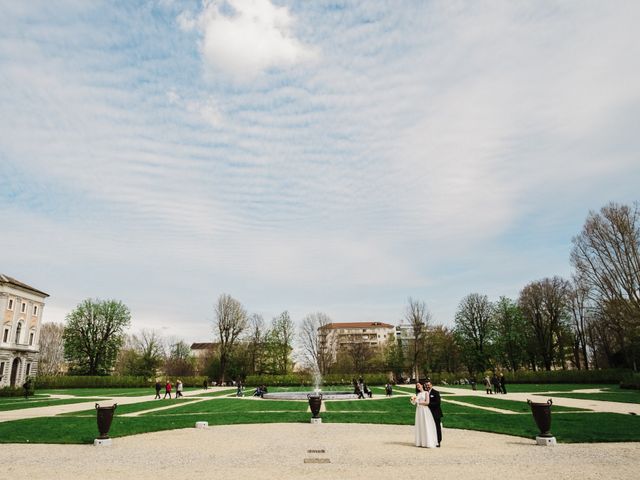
(319, 321, 396, 361)
(0, 274, 49, 387)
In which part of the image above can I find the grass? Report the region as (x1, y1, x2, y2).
(0, 397, 102, 412)
(2, 385, 639, 444)
(538, 389, 640, 404)
(445, 383, 604, 393)
(445, 396, 587, 413)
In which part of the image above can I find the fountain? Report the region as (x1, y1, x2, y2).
(260, 370, 358, 401)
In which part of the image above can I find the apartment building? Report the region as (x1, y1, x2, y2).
(319, 321, 395, 361)
(0, 274, 49, 387)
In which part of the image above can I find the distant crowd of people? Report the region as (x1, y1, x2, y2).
(154, 379, 184, 399)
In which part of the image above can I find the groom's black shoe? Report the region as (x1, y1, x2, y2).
(437, 444, 441, 448)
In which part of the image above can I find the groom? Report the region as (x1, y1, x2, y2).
(425, 381, 443, 447)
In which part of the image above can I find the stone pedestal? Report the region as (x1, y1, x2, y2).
(310, 418, 322, 424)
(195, 421, 209, 429)
(94, 438, 113, 447)
(536, 436, 556, 446)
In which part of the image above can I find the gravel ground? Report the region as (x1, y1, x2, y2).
(1, 423, 638, 480)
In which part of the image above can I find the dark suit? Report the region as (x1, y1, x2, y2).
(427, 388, 443, 445)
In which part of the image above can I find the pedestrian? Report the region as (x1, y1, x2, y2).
(175, 379, 183, 398)
(491, 373, 500, 394)
(484, 376, 492, 394)
(500, 373, 507, 394)
(385, 382, 393, 397)
(154, 380, 162, 399)
(203, 379, 208, 390)
(236, 381, 244, 397)
(23, 377, 32, 399)
(164, 380, 172, 399)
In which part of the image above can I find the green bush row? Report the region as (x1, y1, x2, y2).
(34, 375, 209, 389)
(244, 373, 391, 387)
(620, 372, 640, 390)
(0, 386, 25, 397)
(501, 368, 630, 384)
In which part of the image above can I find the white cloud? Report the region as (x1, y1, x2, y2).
(180, 0, 315, 78)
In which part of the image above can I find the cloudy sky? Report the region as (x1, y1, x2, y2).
(1, 0, 639, 344)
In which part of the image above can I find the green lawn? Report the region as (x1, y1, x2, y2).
(444, 383, 605, 393)
(0, 397, 102, 412)
(538, 389, 640, 404)
(445, 396, 587, 413)
(2, 386, 639, 444)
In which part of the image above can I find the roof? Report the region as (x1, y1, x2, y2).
(0, 274, 49, 297)
(190, 342, 217, 350)
(322, 322, 395, 330)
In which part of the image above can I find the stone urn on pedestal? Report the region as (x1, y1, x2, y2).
(94, 403, 118, 446)
(527, 398, 556, 446)
(308, 393, 323, 424)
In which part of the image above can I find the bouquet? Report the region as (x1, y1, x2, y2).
(410, 395, 417, 405)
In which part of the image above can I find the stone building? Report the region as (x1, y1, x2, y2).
(0, 274, 49, 387)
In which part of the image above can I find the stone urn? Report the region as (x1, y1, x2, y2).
(307, 393, 323, 419)
(527, 399, 553, 437)
(95, 403, 118, 440)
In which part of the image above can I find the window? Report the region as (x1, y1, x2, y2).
(21, 302, 27, 313)
(7, 298, 14, 310)
(0, 362, 4, 376)
(15, 323, 22, 343)
(29, 332, 35, 346)
(26, 363, 31, 377)
(2, 329, 8, 343)
(33, 305, 38, 316)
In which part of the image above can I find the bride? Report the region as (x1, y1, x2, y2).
(412, 382, 438, 448)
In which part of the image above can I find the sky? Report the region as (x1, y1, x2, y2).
(1, 0, 639, 345)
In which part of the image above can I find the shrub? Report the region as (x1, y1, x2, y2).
(0, 386, 25, 397)
(244, 373, 390, 387)
(502, 368, 630, 384)
(620, 372, 640, 390)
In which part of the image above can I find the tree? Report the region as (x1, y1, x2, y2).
(38, 322, 66, 375)
(454, 293, 495, 374)
(63, 299, 131, 375)
(164, 339, 196, 377)
(214, 294, 248, 383)
(519, 277, 571, 371)
(299, 312, 334, 375)
(135, 329, 165, 378)
(268, 311, 295, 375)
(568, 279, 592, 369)
(246, 314, 267, 375)
(384, 335, 405, 381)
(493, 297, 527, 372)
(571, 202, 640, 370)
(404, 298, 432, 379)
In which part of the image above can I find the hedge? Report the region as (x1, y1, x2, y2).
(34, 375, 209, 389)
(244, 373, 391, 387)
(620, 372, 640, 390)
(501, 368, 630, 384)
(0, 386, 25, 397)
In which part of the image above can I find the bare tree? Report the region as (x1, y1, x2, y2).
(299, 312, 334, 374)
(214, 294, 248, 383)
(519, 277, 571, 371)
(454, 293, 494, 373)
(246, 314, 266, 375)
(38, 322, 66, 375)
(568, 278, 592, 370)
(404, 298, 432, 379)
(571, 202, 640, 369)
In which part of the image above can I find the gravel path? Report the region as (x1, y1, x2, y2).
(1, 423, 638, 480)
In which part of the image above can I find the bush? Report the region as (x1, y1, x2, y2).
(0, 386, 25, 397)
(502, 368, 630, 384)
(34, 375, 209, 389)
(244, 373, 390, 387)
(620, 372, 640, 390)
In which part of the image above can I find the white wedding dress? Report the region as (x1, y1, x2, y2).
(415, 391, 438, 448)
